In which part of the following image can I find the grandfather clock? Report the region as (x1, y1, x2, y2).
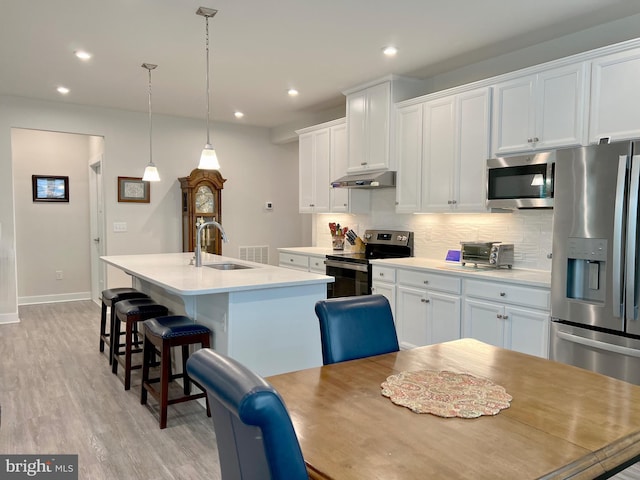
(179, 168, 226, 254)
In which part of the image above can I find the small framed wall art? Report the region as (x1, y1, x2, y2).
(32, 175, 69, 202)
(118, 176, 150, 203)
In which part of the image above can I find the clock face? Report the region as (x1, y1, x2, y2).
(195, 185, 214, 213)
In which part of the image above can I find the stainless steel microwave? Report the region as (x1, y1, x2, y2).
(486, 151, 555, 209)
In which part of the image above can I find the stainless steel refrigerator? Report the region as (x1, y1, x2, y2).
(551, 141, 640, 385)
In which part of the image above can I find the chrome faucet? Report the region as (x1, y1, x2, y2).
(195, 220, 229, 267)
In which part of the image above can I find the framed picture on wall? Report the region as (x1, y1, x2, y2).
(117, 176, 150, 203)
(32, 175, 69, 202)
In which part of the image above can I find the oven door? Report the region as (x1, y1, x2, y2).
(325, 259, 370, 298)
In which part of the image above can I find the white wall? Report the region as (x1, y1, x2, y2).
(12, 129, 93, 304)
(0, 95, 302, 321)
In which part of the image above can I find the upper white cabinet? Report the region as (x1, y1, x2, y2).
(344, 76, 426, 174)
(328, 122, 370, 213)
(590, 48, 640, 143)
(395, 103, 423, 212)
(395, 87, 491, 213)
(491, 62, 587, 155)
(297, 119, 369, 214)
(298, 127, 330, 213)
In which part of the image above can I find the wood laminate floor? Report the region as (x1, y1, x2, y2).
(0, 301, 221, 479)
(1, 300, 640, 479)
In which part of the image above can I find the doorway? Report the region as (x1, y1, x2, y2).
(89, 157, 106, 304)
(12, 129, 105, 305)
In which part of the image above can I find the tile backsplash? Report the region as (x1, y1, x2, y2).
(314, 190, 553, 271)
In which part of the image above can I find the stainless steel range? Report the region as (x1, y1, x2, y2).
(325, 229, 413, 298)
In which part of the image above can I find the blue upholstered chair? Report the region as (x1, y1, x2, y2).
(186, 349, 308, 480)
(314, 294, 399, 365)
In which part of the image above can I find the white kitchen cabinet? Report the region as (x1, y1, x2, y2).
(329, 122, 370, 214)
(395, 86, 490, 213)
(346, 83, 389, 173)
(371, 265, 396, 320)
(344, 76, 425, 174)
(463, 278, 550, 358)
(279, 252, 327, 275)
(298, 128, 330, 213)
(491, 62, 587, 155)
(394, 103, 423, 213)
(589, 48, 640, 143)
(297, 119, 369, 214)
(308, 254, 326, 274)
(278, 252, 310, 272)
(395, 269, 461, 350)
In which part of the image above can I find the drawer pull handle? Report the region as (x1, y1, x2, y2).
(497, 314, 503, 319)
(503, 315, 509, 319)
(499, 292, 506, 297)
(379, 272, 384, 277)
(423, 280, 429, 284)
(290, 259, 294, 262)
(421, 298, 430, 303)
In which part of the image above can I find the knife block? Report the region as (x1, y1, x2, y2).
(351, 237, 365, 253)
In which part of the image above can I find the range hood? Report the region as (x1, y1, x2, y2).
(330, 171, 396, 189)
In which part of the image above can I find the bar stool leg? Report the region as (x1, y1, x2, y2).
(140, 335, 151, 406)
(99, 301, 108, 354)
(159, 345, 171, 429)
(124, 318, 135, 390)
(182, 345, 191, 396)
(111, 317, 121, 375)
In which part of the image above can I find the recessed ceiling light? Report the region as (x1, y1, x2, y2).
(288, 88, 299, 97)
(382, 46, 398, 57)
(74, 50, 92, 61)
(234, 111, 244, 119)
(56, 86, 70, 95)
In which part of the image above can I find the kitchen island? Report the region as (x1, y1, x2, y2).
(101, 253, 333, 376)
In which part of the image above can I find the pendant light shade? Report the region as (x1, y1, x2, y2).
(196, 7, 220, 170)
(142, 63, 160, 182)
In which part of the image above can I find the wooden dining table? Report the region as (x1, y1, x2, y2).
(267, 338, 640, 480)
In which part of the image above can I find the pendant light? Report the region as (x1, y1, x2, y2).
(142, 63, 160, 182)
(196, 7, 220, 170)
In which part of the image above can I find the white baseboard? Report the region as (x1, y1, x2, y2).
(0, 312, 20, 324)
(18, 291, 92, 306)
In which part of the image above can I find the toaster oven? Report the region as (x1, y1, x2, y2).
(460, 242, 514, 269)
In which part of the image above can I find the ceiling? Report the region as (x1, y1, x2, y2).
(3, 0, 640, 129)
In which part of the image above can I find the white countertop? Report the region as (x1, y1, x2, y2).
(370, 257, 551, 288)
(277, 246, 336, 256)
(101, 252, 333, 296)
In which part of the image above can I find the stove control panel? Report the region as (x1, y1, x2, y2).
(363, 230, 413, 248)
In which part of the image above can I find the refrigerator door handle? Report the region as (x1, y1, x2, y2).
(613, 155, 627, 318)
(626, 155, 640, 322)
(556, 330, 640, 359)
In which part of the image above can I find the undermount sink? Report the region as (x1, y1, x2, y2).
(204, 262, 253, 271)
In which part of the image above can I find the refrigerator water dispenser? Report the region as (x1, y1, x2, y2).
(566, 237, 607, 303)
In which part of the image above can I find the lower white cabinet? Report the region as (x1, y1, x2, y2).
(278, 252, 327, 274)
(371, 265, 396, 320)
(397, 286, 461, 350)
(395, 269, 461, 350)
(463, 279, 550, 358)
(308, 254, 326, 274)
(278, 252, 309, 271)
(372, 262, 550, 357)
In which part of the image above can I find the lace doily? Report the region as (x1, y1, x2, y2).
(381, 370, 512, 418)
